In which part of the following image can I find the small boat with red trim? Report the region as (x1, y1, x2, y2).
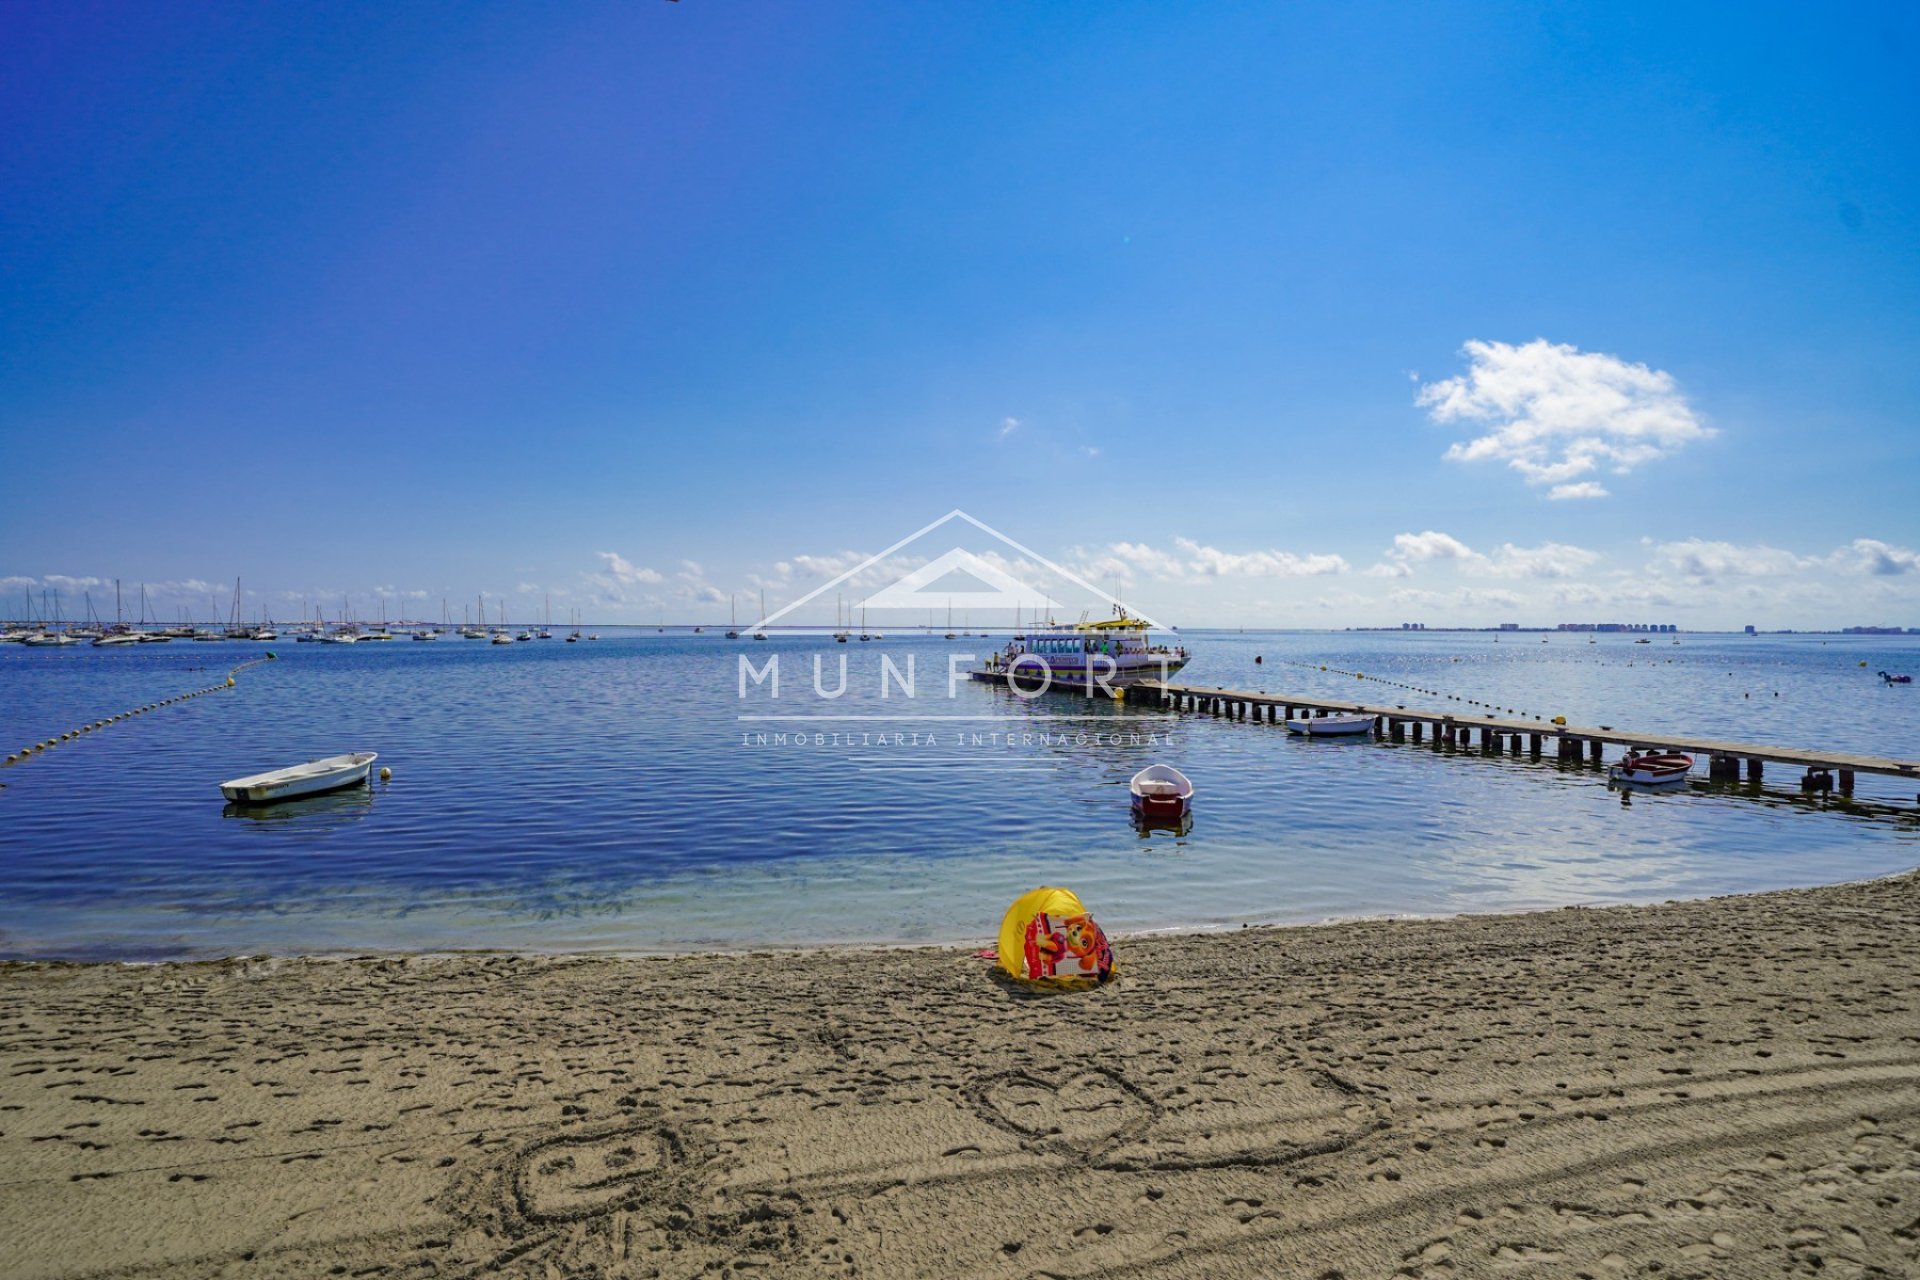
(1609, 750, 1693, 789)
(1880, 670, 1912, 685)
(1130, 764, 1194, 820)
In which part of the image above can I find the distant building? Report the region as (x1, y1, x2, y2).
(1558, 621, 1676, 633)
(1842, 625, 1907, 635)
(1744, 625, 1756, 635)
(1498, 622, 1519, 631)
(1400, 622, 1426, 630)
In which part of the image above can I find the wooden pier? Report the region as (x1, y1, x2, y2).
(971, 668, 1920, 798)
(1138, 681, 1920, 796)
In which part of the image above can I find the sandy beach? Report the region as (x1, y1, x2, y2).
(4, 874, 1918, 1280)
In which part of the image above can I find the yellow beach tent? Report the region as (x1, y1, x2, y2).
(997, 886, 1116, 986)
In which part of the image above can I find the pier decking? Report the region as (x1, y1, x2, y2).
(970, 668, 1920, 797)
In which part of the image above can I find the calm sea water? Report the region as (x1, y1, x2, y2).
(1, 631, 1917, 961)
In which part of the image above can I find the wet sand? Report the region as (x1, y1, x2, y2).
(3, 872, 1918, 1279)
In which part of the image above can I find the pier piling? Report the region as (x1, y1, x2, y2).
(977, 672, 1920, 799)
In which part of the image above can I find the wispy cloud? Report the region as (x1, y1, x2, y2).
(998, 416, 1020, 438)
(1071, 539, 1346, 580)
(1833, 539, 1920, 576)
(1176, 538, 1347, 578)
(1645, 538, 1810, 580)
(1418, 339, 1713, 495)
(1369, 531, 1601, 580)
(594, 552, 663, 585)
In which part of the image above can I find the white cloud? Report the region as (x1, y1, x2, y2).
(1485, 541, 1602, 579)
(1381, 531, 1477, 570)
(1069, 541, 1184, 582)
(1647, 539, 1810, 580)
(1418, 339, 1713, 494)
(1071, 538, 1346, 580)
(1831, 539, 1920, 576)
(1370, 531, 1600, 580)
(1173, 538, 1348, 578)
(998, 416, 1020, 438)
(595, 552, 663, 585)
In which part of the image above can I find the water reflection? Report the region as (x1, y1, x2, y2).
(1132, 812, 1194, 839)
(222, 783, 374, 828)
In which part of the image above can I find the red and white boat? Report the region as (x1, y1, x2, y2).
(1609, 751, 1693, 788)
(1130, 764, 1194, 820)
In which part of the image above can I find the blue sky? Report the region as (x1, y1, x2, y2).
(4, 2, 1916, 629)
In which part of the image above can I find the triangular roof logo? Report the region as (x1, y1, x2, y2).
(860, 548, 1058, 612)
(754, 509, 1171, 633)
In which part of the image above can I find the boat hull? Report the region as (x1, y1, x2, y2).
(1609, 753, 1693, 788)
(1129, 764, 1194, 821)
(1284, 714, 1374, 737)
(1130, 794, 1190, 820)
(219, 752, 377, 804)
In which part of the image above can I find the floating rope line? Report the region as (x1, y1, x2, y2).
(1260, 658, 1551, 723)
(2, 654, 277, 771)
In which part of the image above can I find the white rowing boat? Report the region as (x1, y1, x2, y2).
(1129, 763, 1194, 820)
(1284, 712, 1374, 737)
(1608, 751, 1693, 789)
(219, 752, 378, 804)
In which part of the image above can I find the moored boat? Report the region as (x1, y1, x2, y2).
(975, 606, 1188, 692)
(219, 752, 377, 804)
(1284, 712, 1374, 737)
(1609, 751, 1694, 788)
(1879, 670, 1913, 685)
(1129, 764, 1194, 820)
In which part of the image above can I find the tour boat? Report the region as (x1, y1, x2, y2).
(973, 607, 1189, 692)
(1284, 712, 1374, 737)
(1129, 764, 1194, 820)
(219, 752, 377, 804)
(1609, 751, 1694, 788)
